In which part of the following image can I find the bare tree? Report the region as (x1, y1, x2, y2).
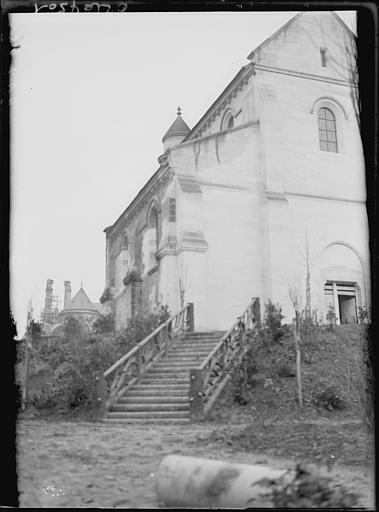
(288, 285, 303, 409)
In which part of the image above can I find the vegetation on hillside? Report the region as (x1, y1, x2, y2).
(17, 305, 170, 415)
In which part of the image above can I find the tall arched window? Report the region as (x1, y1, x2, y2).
(149, 207, 159, 258)
(121, 234, 130, 277)
(318, 107, 338, 153)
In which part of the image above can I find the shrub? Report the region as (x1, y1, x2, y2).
(26, 305, 171, 414)
(264, 301, 284, 340)
(326, 305, 336, 330)
(92, 313, 115, 334)
(358, 306, 370, 324)
(312, 386, 346, 411)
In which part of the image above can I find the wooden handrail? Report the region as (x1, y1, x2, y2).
(200, 315, 245, 370)
(104, 313, 179, 378)
(189, 298, 260, 420)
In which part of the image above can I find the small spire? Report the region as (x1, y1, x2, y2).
(177, 106, 182, 116)
(80, 274, 84, 289)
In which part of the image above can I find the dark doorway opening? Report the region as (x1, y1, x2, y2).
(338, 294, 357, 324)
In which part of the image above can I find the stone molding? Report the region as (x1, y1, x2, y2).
(177, 174, 202, 194)
(254, 63, 356, 88)
(265, 190, 288, 202)
(123, 270, 142, 286)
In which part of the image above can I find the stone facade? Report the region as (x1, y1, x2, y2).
(103, 12, 369, 331)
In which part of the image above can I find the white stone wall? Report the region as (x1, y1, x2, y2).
(105, 12, 369, 332)
(255, 12, 368, 322)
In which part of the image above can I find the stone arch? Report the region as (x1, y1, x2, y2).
(142, 198, 161, 272)
(220, 108, 235, 131)
(120, 232, 130, 278)
(318, 240, 369, 322)
(310, 96, 348, 153)
(310, 96, 349, 119)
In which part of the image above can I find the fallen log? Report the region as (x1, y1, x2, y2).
(155, 454, 294, 508)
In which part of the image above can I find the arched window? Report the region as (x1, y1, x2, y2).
(142, 205, 160, 273)
(221, 110, 234, 131)
(121, 234, 130, 277)
(318, 107, 338, 153)
(149, 207, 159, 252)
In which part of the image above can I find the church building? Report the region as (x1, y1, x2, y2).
(101, 11, 369, 331)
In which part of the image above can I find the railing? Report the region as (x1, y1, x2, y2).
(93, 302, 194, 417)
(189, 298, 260, 420)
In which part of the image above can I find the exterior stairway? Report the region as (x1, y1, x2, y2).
(103, 331, 225, 424)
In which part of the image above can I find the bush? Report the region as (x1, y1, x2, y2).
(92, 313, 115, 334)
(264, 301, 285, 342)
(27, 305, 171, 414)
(312, 386, 346, 411)
(326, 305, 336, 330)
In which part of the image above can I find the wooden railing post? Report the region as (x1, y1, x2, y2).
(187, 302, 195, 332)
(189, 368, 204, 420)
(93, 370, 108, 420)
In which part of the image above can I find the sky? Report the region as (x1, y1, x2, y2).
(9, 10, 356, 337)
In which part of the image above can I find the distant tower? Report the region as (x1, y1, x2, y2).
(44, 279, 53, 320)
(64, 280, 72, 308)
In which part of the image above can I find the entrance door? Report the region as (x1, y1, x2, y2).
(338, 295, 357, 324)
(324, 281, 358, 324)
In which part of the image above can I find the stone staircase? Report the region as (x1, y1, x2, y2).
(103, 331, 225, 424)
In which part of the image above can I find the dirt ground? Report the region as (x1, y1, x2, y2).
(16, 418, 374, 508)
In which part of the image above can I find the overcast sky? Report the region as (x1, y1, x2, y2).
(9, 10, 356, 336)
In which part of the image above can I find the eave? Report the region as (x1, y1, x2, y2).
(104, 157, 171, 238)
(183, 63, 254, 142)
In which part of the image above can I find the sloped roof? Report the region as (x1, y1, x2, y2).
(65, 287, 100, 312)
(162, 112, 190, 142)
(246, 11, 355, 61)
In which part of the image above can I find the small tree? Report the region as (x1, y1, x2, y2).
(288, 286, 303, 408)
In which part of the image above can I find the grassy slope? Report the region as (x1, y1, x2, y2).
(208, 325, 367, 423)
(198, 325, 372, 469)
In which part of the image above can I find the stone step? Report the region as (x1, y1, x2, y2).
(102, 417, 190, 424)
(183, 331, 224, 337)
(126, 386, 189, 400)
(154, 362, 199, 369)
(169, 350, 215, 356)
(110, 403, 189, 412)
(147, 369, 191, 376)
(130, 383, 189, 390)
(178, 340, 220, 345)
(170, 346, 216, 352)
(160, 355, 205, 364)
(117, 396, 189, 404)
(106, 410, 189, 419)
(139, 377, 189, 385)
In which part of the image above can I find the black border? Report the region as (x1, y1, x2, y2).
(0, 1, 377, 509)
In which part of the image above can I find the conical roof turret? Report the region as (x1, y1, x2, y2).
(162, 107, 190, 150)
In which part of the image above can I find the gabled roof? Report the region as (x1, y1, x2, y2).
(246, 11, 355, 61)
(162, 112, 190, 142)
(65, 286, 100, 311)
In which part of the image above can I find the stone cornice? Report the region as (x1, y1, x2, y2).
(183, 63, 254, 141)
(265, 189, 366, 205)
(284, 190, 366, 205)
(254, 64, 356, 88)
(105, 164, 174, 239)
(176, 120, 259, 150)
